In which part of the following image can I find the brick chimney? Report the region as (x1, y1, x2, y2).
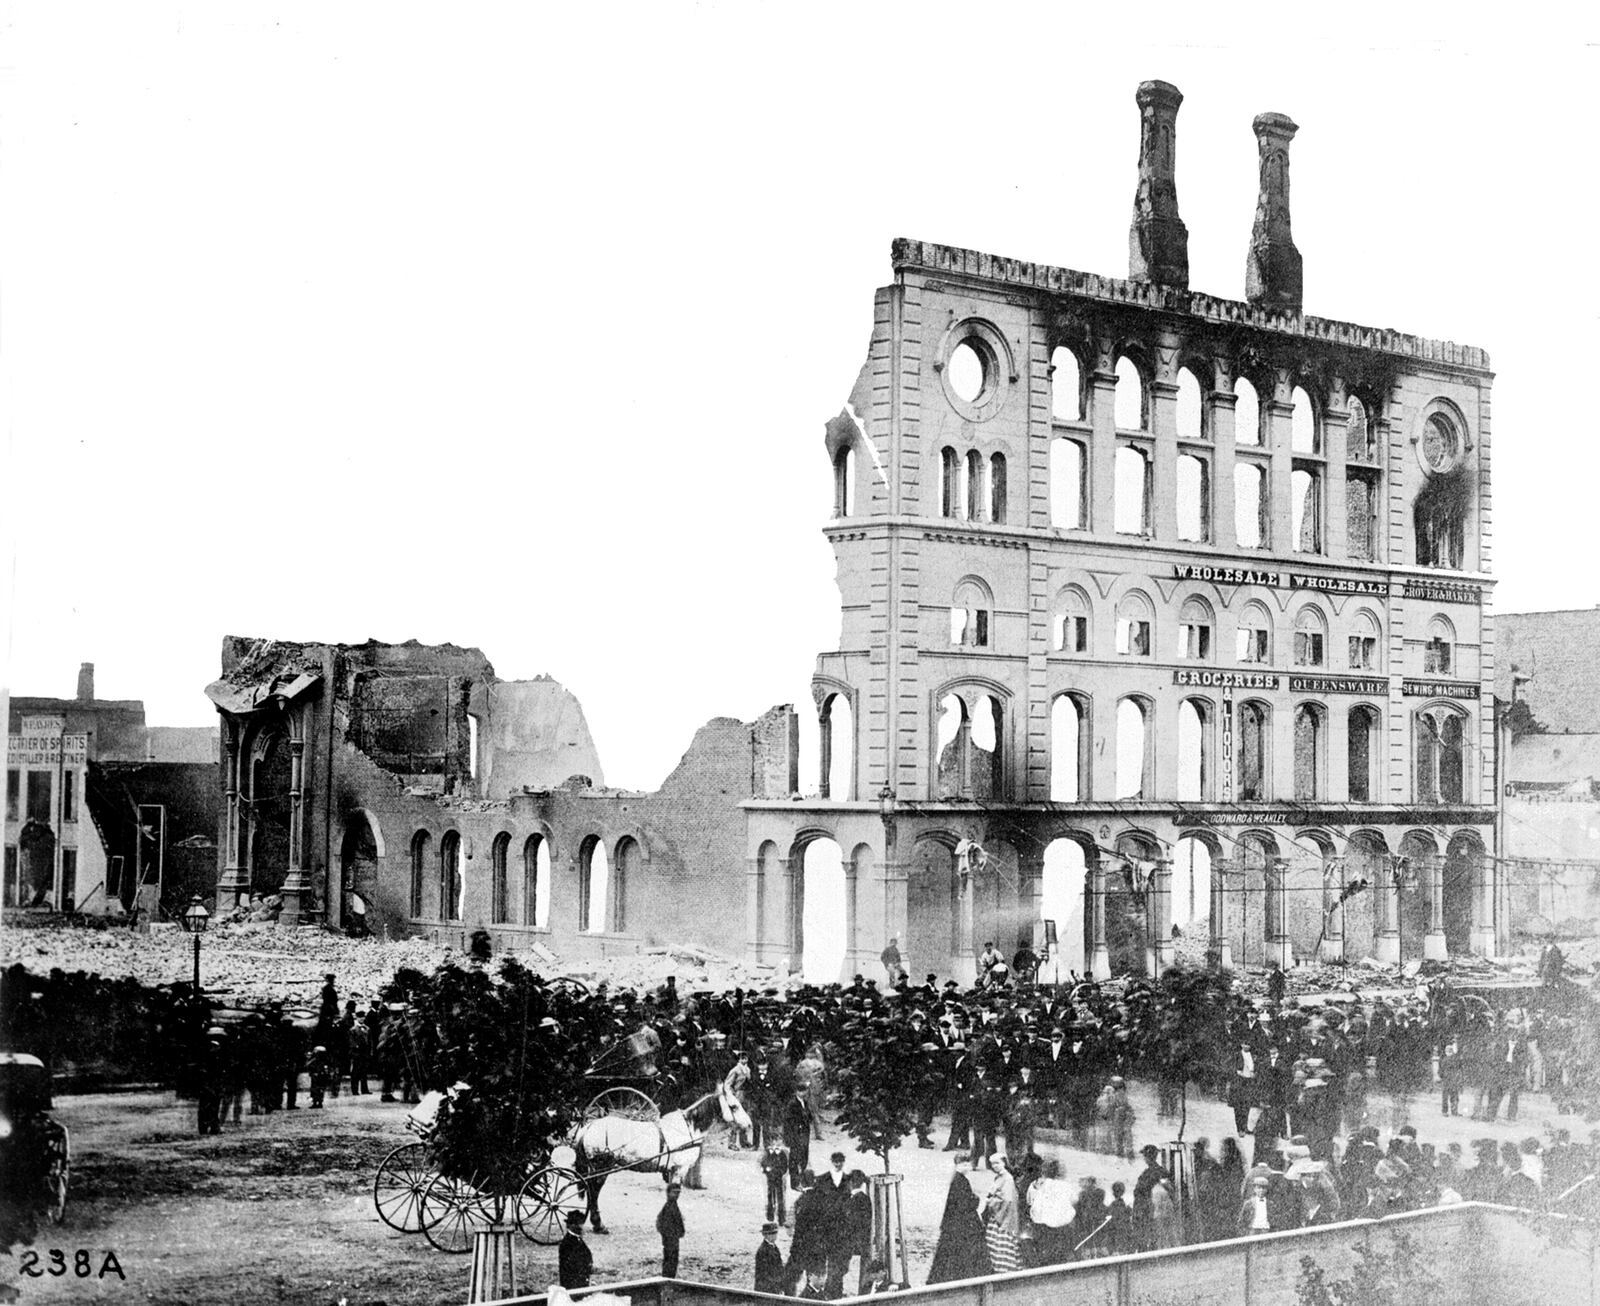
(1245, 112, 1303, 312)
(1128, 80, 1189, 289)
(76, 662, 94, 702)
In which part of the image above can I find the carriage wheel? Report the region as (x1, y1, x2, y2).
(584, 1086, 659, 1122)
(373, 1142, 432, 1233)
(515, 1166, 585, 1245)
(420, 1172, 493, 1254)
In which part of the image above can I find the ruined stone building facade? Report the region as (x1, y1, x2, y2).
(746, 83, 1501, 982)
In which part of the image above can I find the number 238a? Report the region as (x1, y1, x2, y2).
(19, 1249, 126, 1279)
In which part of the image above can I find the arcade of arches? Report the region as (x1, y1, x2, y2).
(743, 819, 1492, 983)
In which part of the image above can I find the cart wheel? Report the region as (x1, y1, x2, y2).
(373, 1142, 432, 1233)
(516, 1166, 585, 1245)
(584, 1086, 659, 1122)
(421, 1172, 493, 1254)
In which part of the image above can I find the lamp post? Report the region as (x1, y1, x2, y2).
(183, 894, 211, 994)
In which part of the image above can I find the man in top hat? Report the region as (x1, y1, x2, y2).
(755, 1221, 786, 1295)
(559, 1210, 593, 1289)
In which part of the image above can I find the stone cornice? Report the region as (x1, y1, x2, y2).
(893, 238, 1492, 375)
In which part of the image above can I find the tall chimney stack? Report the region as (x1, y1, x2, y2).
(1245, 112, 1303, 312)
(1128, 80, 1189, 289)
(76, 662, 94, 702)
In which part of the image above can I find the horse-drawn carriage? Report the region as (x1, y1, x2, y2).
(0, 1053, 70, 1229)
(371, 1033, 748, 1253)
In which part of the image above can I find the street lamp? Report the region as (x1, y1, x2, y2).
(877, 786, 897, 843)
(183, 894, 211, 994)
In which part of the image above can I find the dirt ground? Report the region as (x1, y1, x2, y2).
(0, 1068, 1580, 1306)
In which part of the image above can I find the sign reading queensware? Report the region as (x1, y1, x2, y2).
(1286, 675, 1389, 696)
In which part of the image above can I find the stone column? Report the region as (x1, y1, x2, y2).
(882, 856, 909, 976)
(1266, 857, 1294, 971)
(1211, 360, 1239, 551)
(746, 852, 765, 966)
(954, 852, 977, 986)
(1323, 378, 1350, 559)
(1245, 112, 1303, 312)
(1089, 335, 1118, 537)
(1088, 860, 1111, 980)
(1128, 80, 1189, 288)
(1470, 846, 1496, 957)
(1208, 857, 1234, 971)
(1150, 856, 1175, 974)
(1320, 857, 1347, 963)
(1423, 856, 1448, 960)
(1150, 331, 1180, 543)
(279, 733, 310, 925)
(1374, 860, 1401, 965)
(1266, 369, 1294, 557)
(217, 721, 249, 908)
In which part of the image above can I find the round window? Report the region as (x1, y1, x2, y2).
(948, 341, 987, 403)
(1420, 414, 1461, 474)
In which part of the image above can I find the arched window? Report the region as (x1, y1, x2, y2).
(1176, 454, 1209, 542)
(820, 692, 854, 800)
(1177, 367, 1205, 440)
(1235, 377, 1262, 447)
(935, 690, 1004, 800)
(1115, 356, 1145, 430)
(613, 837, 639, 933)
(410, 830, 430, 918)
(1051, 438, 1086, 529)
(1235, 461, 1267, 548)
(1346, 468, 1379, 561)
(1239, 701, 1270, 801)
(491, 832, 511, 924)
(1178, 698, 1212, 801)
(1050, 693, 1088, 802)
(1348, 705, 1379, 803)
(524, 834, 551, 928)
(1293, 607, 1327, 668)
(1115, 446, 1151, 535)
(1417, 707, 1468, 804)
(941, 447, 960, 519)
(971, 694, 1005, 800)
(1177, 596, 1213, 661)
(1346, 394, 1376, 462)
(1293, 703, 1325, 800)
(1237, 603, 1272, 665)
(579, 836, 609, 933)
(1115, 698, 1149, 799)
(439, 831, 462, 923)
(1423, 616, 1454, 675)
(934, 694, 967, 798)
(965, 449, 983, 522)
(1292, 466, 1322, 553)
(1051, 346, 1083, 421)
(990, 453, 1007, 524)
(1414, 413, 1468, 568)
(950, 578, 992, 648)
(1052, 586, 1091, 654)
(1115, 591, 1153, 657)
(1349, 610, 1381, 671)
(1291, 385, 1318, 454)
(833, 446, 857, 518)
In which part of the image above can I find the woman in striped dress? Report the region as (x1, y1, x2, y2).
(982, 1154, 1021, 1273)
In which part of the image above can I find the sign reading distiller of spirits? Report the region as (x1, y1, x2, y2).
(6, 733, 88, 765)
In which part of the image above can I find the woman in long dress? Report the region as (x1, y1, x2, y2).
(982, 1154, 1021, 1273)
(928, 1170, 990, 1284)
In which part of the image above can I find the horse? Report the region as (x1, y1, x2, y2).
(571, 1083, 751, 1232)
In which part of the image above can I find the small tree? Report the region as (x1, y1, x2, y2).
(1296, 1233, 1450, 1306)
(1132, 967, 1234, 1140)
(832, 1021, 922, 1172)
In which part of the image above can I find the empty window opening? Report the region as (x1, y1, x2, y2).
(1177, 367, 1204, 440)
(439, 831, 462, 923)
(1051, 347, 1083, 422)
(1423, 618, 1454, 675)
(1051, 438, 1086, 529)
(1235, 377, 1262, 447)
(1050, 694, 1085, 802)
(1346, 395, 1376, 462)
(1041, 838, 1088, 974)
(1414, 432, 1469, 568)
(950, 579, 992, 648)
(1237, 605, 1272, 665)
(524, 835, 552, 928)
(1239, 701, 1269, 801)
(1235, 461, 1266, 548)
(410, 830, 430, 918)
(468, 713, 480, 781)
(1177, 454, 1210, 542)
(935, 694, 966, 797)
(1348, 706, 1377, 803)
(1115, 698, 1148, 799)
(1346, 472, 1378, 561)
(1171, 836, 1212, 931)
(820, 693, 854, 800)
(1291, 385, 1318, 454)
(1293, 704, 1325, 800)
(800, 838, 847, 983)
(1053, 587, 1090, 654)
(1417, 708, 1466, 804)
(1293, 466, 1322, 553)
(1349, 610, 1380, 670)
(989, 453, 1007, 524)
(936, 692, 1003, 800)
(833, 446, 857, 518)
(1115, 356, 1145, 430)
(948, 342, 986, 402)
(966, 449, 984, 521)
(580, 837, 610, 933)
(612, 837, 638, 933)
(1115, 445, 1151, 535)
(1178, 698, 1210, 801)
(971, 695, 1004, 800)
(1177, 596, 1213, 661)
(491, 832, 511, 924)
(1294, 608, 1327, 667)
(941, 447, 959, 518)
(1115, 594, 1152, 657)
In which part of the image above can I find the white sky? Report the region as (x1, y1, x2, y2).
(2, 5, 1597, 790)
